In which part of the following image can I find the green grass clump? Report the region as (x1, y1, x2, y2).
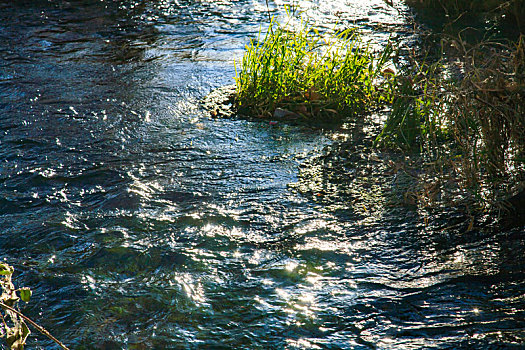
(235, 19, 392, 123)
(375, 60, 448, 151)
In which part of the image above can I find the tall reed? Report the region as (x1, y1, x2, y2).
(376, 33, 525, 209)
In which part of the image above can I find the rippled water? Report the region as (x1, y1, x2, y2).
(1, 0, 523, 348)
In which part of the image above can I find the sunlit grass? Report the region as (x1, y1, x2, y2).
(234, 18, 392, 123)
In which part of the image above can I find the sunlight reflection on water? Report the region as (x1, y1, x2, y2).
(0, 0, 523, 348)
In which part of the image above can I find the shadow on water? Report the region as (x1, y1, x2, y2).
(293, 111, 525, 348)
(0, 0, 523, 348)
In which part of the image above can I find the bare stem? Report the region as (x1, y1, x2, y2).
(0, 302, 69, 350)
(265, 0, 272, 24)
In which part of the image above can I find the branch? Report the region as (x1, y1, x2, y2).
(0, 302, 69, 350)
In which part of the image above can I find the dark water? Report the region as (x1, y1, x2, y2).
(1, 0, 523, 348)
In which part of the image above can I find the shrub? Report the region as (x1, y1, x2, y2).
(0, 263, 31, 349)
(376, 33, 525, 209)
(1, 263, 69, 350)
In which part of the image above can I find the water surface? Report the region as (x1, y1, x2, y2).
(0, 0, 523, 348)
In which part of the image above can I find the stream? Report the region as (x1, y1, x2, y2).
(1, 0, 524, 348)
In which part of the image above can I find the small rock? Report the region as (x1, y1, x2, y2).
(273, 108, 300, 119)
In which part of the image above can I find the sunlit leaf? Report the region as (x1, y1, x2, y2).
(19, 288, 32, 303)
(0, 263, 13, 276)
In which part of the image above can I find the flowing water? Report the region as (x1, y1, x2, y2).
(1, 0, 523, 348)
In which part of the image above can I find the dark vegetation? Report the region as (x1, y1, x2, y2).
(406, 0, 525, 35)
(380, 0, 525, 219)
